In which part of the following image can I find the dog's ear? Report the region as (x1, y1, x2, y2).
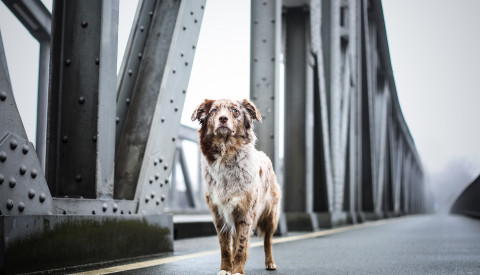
(241, 99, 262, 123)
(191, 99, 214, 124)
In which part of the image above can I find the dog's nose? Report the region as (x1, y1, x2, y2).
(219, 116, 228, 123)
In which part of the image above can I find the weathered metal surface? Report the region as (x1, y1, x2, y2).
(46, 0, 118, 199)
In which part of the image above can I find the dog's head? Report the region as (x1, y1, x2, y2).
(191, 98, 262, 139)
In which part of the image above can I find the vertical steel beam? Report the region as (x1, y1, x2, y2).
(284, 7, 310, 213)
(47, 0, 118, 198)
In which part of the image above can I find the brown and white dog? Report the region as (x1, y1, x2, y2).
(192, 99, 281, 275)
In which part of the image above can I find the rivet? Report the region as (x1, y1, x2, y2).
(10, 139, 17, 150)
(0, 151, 6, 162)
(270, 134, 274, 139)
(185, 62, 188, 66)
(126, 98, 130, 105)
(161, 117, 165, 123)
(271, 57, 275, 62)
(75, 174, 82, 182)
(6, 199, 14, 210)
(150, 192, 155, 198)
(159, 158, 163, 163)
(155, 173, 159, 180)
(172, 137, 176, 142)
(140, 25, 145, 32)
(262, 39, 267, 43)
(156, 200, 160, 205)
(78, 96, 85, 104)
(95, 58, 100, 65)
(22, 144, 29, 154)
(19, 165, 27, 175)
(164, 178, 169, 184)
(271, 19, 275, 24)
(39, 193, 46, 203)
(28, 189, 36, 199)
(153, 160, 158, 166)
(192, 45, 196, 50)
(160, 183, 163, 188)
(18, 202, 25, 212)
(128, 69, 133, 76)
(65, 59, 71, 66)
(271, 96, 275, 100)
(63, 210, 67, 215)
(263, 1, 267, 5)
(138, 53, 142, 59)
(183, 26, 186, 31)
(145, 197, 149, 203)
(173, 70, 176, 74)
(254, 20, 258, 24)
(180, 53, 184, 57)
(161, 195, 165, 202)
(31, 169, 38, 179)
(121, 210, 124, 215)
(128, 211, 132, 214)
(174, 107, 178, 112)
(0, 91, 6, 101)
(62, 135, 68, 143)
(113, 204, 118, 212)
(149, 177, 154, 184)
(190, 11, 194, 15)
(194, 19, 198, 24)
(116, 117, 120, 124)
(92, 210, 96, 215)
(92, 135, 97, 143)
(170, 98, 174, 103)
(149, 11, 153, 16)
(182, 90, 186, 94)
(0, 173, 4, 184)
(254, 58, 258, 63)
(9, 177, 16, 188)
(201, 5, 204, 9)
(81, 21, 88, 28)
(163, 165, 168, 171)
(102, 203, 108, 212)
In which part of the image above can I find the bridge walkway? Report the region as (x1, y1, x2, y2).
(74, 215, 480, 275)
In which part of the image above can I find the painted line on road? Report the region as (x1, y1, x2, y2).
(71, 218, 394, 274)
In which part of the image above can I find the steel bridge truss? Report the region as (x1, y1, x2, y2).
(251, 0, 424, 230)
(0, 0, 424, 273)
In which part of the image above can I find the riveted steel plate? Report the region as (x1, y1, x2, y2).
(0, 133, 52, 215)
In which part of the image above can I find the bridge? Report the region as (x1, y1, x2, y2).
(1, 0, 474, 274)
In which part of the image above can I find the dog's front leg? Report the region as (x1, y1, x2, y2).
(232, 220, 252, 275)
(213, 218, 233, 274)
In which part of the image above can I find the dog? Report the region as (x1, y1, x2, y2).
(192, 98, 281, 275)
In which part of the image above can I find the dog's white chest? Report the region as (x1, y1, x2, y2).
(212, 192, 241, 232)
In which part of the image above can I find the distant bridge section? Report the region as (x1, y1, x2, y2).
(0, 0, 424, 273)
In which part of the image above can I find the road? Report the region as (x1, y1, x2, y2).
(76, 215, 480, 275)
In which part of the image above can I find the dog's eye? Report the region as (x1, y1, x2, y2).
(211, 108, 217, 113)
(232, 108, 238, 114)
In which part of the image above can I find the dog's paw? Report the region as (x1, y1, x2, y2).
(232, 273, 243, 275)
(266, 262, 277, 270)
(218, 270, 231, 275)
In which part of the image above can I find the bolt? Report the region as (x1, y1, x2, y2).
(164, 165, 168, 171)
(28, 189, 36, 199)
(95, 58, 100, 65)
(116, 117, 120, 124)
(22, 144, 29, 154)
(165, 178, 169, 184)
(0, 173, 3, 184)
(173, 70, 176, 74)
(128, 69, 133, 76)
(138, 53, 142, 59)
(63, 210, 67, 215)
(190, 11, 194, 15)
(182, 90, 186, 94)
(161, 195, 165, 202)
(183, 26, 186, 31)
(159, 158, 163, 163)
(185, 62, 189, 66)
(145, 197, 149, 203)
(9, 177, 16, 188)
(78, 96, 85, 104)
(126, 98, 130, 105)
(75, 174, 82, 182)
(10, 139, 17, 150)
(113, 204, 118, 212)
(18, 202, 25, 212)
(0, 151, 6, 162)
(62, 135, 68, 143)
(140, 25, 145, 32)
(65, 59, 71, 66)
(149, 11, 153, 16)
(170, 98, 174, 103)
(174, 107, 178, 112)
(156, 200, 160, 205)
(6, 199, 14, 210)
(0, 91, 6, 101)
(172, 137, 176, 142)
(102, 203, 108, 212)
(81, 21, 88, 28)
(149, 177, 153, 184)
(180, 53, 184, 57)
(19, 165, 27, 175)
(192, 45, 196, 50)
(92, 135, 97, 143)
(151, 192, 155, 198)
(160, 183, 164, 188)
(121, 210, 124, 215)
(31, 169, 38, 179)
(194, 19, 198, 23)
(92, 210, 96, 215)
(154, 160, 158, 166)
(161, 117, 165, 123)
(155, 173, 159, 180)
(39, 193, 46, 203)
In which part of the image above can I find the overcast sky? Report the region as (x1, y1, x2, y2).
(1, 0, 479, 181)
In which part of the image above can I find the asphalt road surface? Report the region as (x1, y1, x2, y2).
(77, 215, 480, 275)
